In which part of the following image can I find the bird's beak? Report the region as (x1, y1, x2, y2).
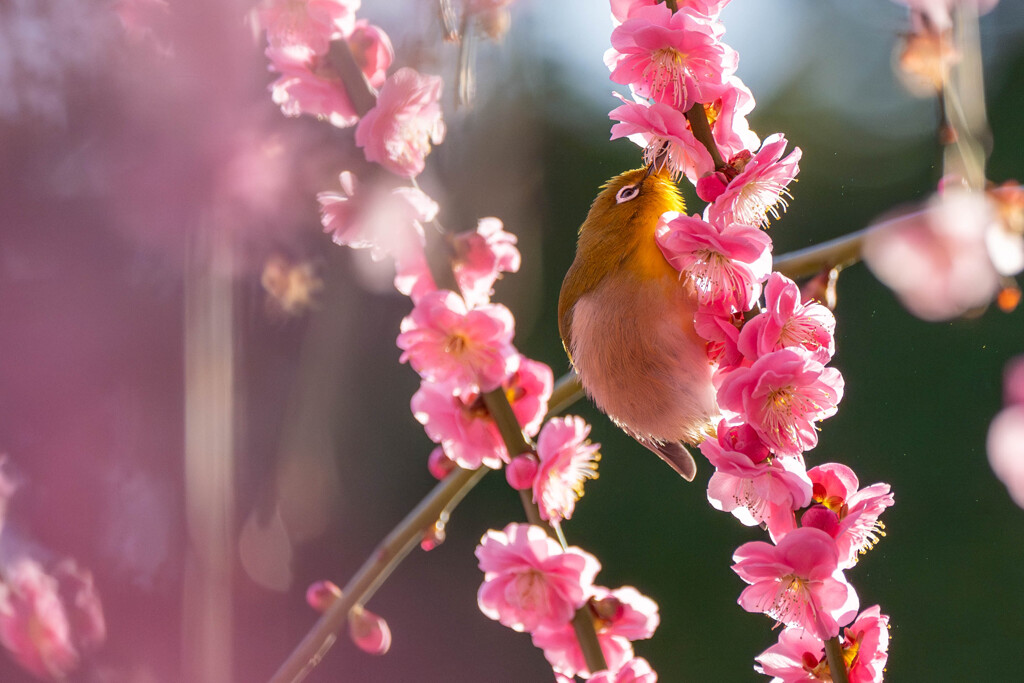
(645, 142, 670, 178)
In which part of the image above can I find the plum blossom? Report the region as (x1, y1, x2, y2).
(701, 421, 812, 529)
(505, 453, 539, 490)
(259, 0, 360, 58)
(590, 657, 658, 683)
(988, 354, 1024, 507)
(452, 217, 522, 307)
(716, 348, 844, 457)
(476, 524, 600, 633)
(803, 464, 894, 568)
(268, 49, 364, 128)
(317, 172, 438, 258)
(427, 446, 457, 480)
(605, 5, 736, 111)
(862, 187, 1017, 321)
(705, 77, 761, 165)
(732, 527, 859, 640)
(889, 0, 1000, 31)
(355, 67, 445, 178)
(706, 133, 801, 228)
(755, 605, 890, 683)
(609, 98, 714, 183)
(397, 289, 518, 396)
(533, 416, 601, 524)
(347, 20, 393, 87)
(0, 558, 105, 681)
(656, 212, 773, 313)
(533, 586, 659, 679)
(694, 309, 744, 366)
(738, 273, 836, 365)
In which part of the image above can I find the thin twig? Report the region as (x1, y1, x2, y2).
(772, 227, 871, 280)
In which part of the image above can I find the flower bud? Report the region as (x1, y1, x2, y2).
(306, 580, 342, 613)
(427, 447, 457, 480)
(505, 453, 538, 490)
(349, 606, 392, 655)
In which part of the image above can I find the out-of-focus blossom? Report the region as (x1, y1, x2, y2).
(532, 416, 601, 524)
(611, 0, 731, 23)
(451, 217, 522, 307)
(589, 657, 658, 683)
(355, 67, 445, 178)
(258, 0, 359, 58)
(733, 527, 859, 640)
(261, 255, 323, 317)
(755, 605, 890, 683)
(610, 98, 713, 184)
(0, 558, 106, 681)
(505, 357, 554, 438)
(267, 49, 357, 129)
(738, 273, 836, 365)
(701, 421, 812, 529)
(988, 354, 1024, 507)
(347, 20, 394, 88)
(804, 464, 894, 568)
(706, 133, 801, 228)
(656, 212, 773, 313)
(476, 524, 600, 634)
(505, 453, 539, 490)
(114, 0, 170, 44)
(717, 348, 844, 457)
(896, 27, 958, 97)
(348, 606, 392, 655)
(318, 173, 438, 260)
(397, 289, 519, 396)
(888, 0, 1000, 31)
(862, 188, 1014, 321)
(606, 5, 735, 111)
(533, 585, 659, 679)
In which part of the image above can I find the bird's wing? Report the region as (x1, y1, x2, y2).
(628, 432, 698, 482)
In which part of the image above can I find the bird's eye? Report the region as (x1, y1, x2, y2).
(615, 184, 640, 203)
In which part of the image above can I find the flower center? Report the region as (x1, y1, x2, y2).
(643, 47, 688, 107)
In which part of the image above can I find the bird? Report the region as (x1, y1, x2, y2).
(558, 163, 719, 481)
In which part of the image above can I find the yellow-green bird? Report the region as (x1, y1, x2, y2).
(558, 164, 719, 481)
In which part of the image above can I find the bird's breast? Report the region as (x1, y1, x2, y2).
(567, 272, 719, 445)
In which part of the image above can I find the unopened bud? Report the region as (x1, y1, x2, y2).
(427, 447, 457, 481)
(349, 606, 392, 655)
(421, 516, 447, 551)
(505, 453, 539, 491)
(799, 505, 841, 537)
(696, 172, 728, 203)
(306, 580, 342, 613)
(800, 267, 840, 311)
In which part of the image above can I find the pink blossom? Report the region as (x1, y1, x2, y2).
(805, 463, 895, 568)
(605, 5, 735, 111)
(427, 446, 457, 480)
(609, 98, 714, 184)
(306, 580, 342, 612)
(411, 360, 550, 470)
(348, 606, 392, 655)
(590, 657, 658, 683)
(451, 217, 522, 307)
(694, 309, 744, 367)
(347, 20, 393, 89)
(259, 0, 359, 58)
(656, 212, 773, 312)
(397, 289, 518, 396)
(506, 453, 539, 490)
(889, 0, 1000, 31)
(355, 67, 446, 178)
(0, 560, 81, 680)
(862, 189, 1008, 321)
(732, 527, 859, 639)
(533, 586, 659, 678)
(533, 416, 601, 524)
(268, 49, 362, 128)
(717, 348, 844, 456)
(476, 524, 600, 633)
(738, 273, 836, 364)
(411, 382, 508, 469)
(988, 405, 1024, 508)
(318, 172, 438, 259)
(1003, 355, 1024, 406)
(706, 76, 761, 164)
(701, 421, 812, 528)
(706, 133, 801, 229)
(755, 605, 890, 683)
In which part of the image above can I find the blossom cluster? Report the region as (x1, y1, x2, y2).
(600, 1, 894, 678)
(475, 523, 659, 680)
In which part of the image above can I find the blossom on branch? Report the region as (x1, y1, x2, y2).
(738, 272, 836, 365)
(476, 524, 600, 634)
(705, 133, 801, 228)
(803, 464, 894, 568)
(590, 656, 659, 683)
(732, 527, 859, 640)
(533, 416, 601, 524)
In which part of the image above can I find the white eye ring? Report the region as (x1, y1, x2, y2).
(615, 184, 640, 203)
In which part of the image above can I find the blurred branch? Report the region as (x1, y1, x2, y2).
(268, 465, 488, 683)
(943, 5, 989, 191)
(772, 228, 870, 280)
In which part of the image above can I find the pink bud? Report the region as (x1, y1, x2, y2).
(696, 172, 728, 202)
(800, 505, 841, 538)
(427, 447, 457, 480)
(349, 607, 392, 655)
(306, 580, 342, 613)
(505, 453, 538, 490)
(421, 518, 447, 551)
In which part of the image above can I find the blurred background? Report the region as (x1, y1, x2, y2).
(1, 0, 1023, 680)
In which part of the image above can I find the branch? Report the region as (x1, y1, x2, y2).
(268, 466, 488, 683)
(772, 227, 871, 280)
(824, 636, 851, 683)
